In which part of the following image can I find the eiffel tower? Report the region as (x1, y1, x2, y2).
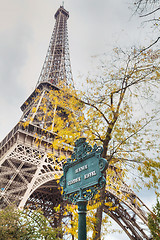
(0, 5, 152, 240)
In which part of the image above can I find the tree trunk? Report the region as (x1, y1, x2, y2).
(93, 204, 103, 240)
(93, 186, 106, 240)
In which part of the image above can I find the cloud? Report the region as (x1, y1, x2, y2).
(0, 23, 32, 103)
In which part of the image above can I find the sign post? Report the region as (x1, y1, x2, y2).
(77, 197, 87, 240)
(60, 138, 108, 240)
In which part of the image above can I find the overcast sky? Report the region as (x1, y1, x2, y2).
(0, 0, 152, 141)
(0, 1, 157, 239)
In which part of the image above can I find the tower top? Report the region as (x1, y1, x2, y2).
(54, 5, 69, 19)
(36, 5, 73, 88)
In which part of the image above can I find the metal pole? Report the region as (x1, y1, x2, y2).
(77, 199, 87, 240)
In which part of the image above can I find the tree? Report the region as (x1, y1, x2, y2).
(0, 205, 62, 240)
(47, 47, 160, 189)
(148, 198, 160, 240)
(23, 40, 160, 239)
(76, 47, 160, 239)
(27, 46, 160, 239)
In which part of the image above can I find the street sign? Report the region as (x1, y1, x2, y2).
(60, 138, 108, 203)
(60, 138, 108, 240)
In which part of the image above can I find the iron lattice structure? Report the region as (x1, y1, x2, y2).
(0, 5, 152, 239)
(37, 6, 73, 87)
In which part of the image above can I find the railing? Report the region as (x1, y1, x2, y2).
(0, 122, 20, 149)
(0, 121, 58, 150)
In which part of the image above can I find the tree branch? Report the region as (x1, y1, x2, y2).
(80, 98, 110, 125)
(140, 7, 160, 17)
(130, 38, 159, 62)
(113, 112, 160, 155)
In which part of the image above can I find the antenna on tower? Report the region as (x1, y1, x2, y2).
(62, 1, 64, 7)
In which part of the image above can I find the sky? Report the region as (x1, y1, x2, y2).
(0, 0, 158, 239)
(0, 0, 152, 141)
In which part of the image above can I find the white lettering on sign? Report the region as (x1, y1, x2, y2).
(75, 164, 88, 174)
(84, 171, 97, 180)
(68, 177, 81, 186)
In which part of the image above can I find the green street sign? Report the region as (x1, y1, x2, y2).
(60, 138, 108, 240)
(60, 138, 108, 203)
